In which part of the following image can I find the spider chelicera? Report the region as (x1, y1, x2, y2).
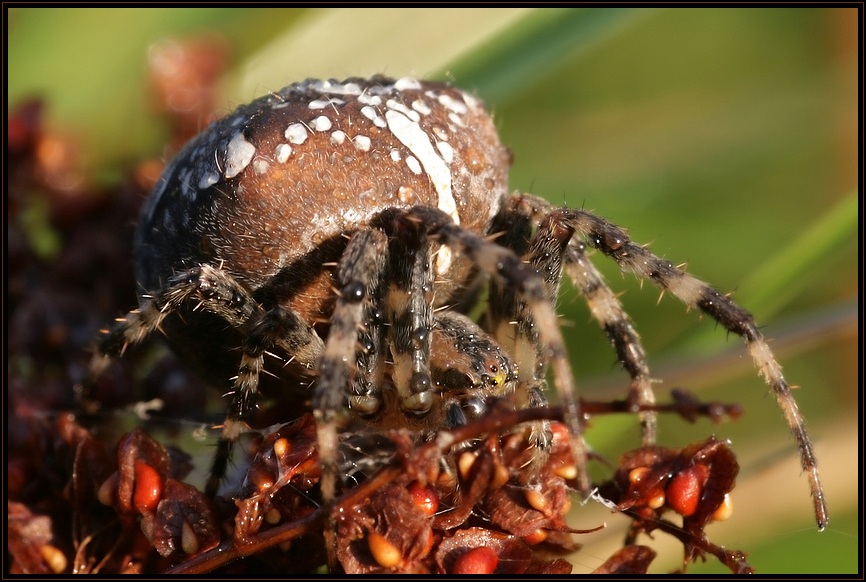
(88, 75, 827, 568)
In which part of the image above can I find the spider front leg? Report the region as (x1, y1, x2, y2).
(383, 214, 436, 417)
(485, 197, 574, 473)
(556, 207, 828, 530)
(312, 229, 388, 571)
(562, 237, 657, 444)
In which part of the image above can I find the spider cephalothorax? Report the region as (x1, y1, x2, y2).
(90, 75, 826, 570)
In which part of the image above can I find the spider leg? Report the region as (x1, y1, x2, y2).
(398, 206, 590, 495)
(485, 197, 565, 473)
(554, 207, 828, 530)
(510, 193, 657, 446)
(88, 264, 259, 386)
(562, 237, 657, 444)
(203, 301, 326, 495)
(312, 229, 388, 571)
(382, 213, 436, 417)
(88, 264, 325, 497)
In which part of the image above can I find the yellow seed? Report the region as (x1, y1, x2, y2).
(490, 464, 510, 490)
(712, 494, 733, 522)
(97, 472, 117, 506)
(525, 488, 550, 513)
(181, 520, 199, 555)
(368, 531, 401, 569)
(266, 507, 282, 524)
(279, 541, 292, 552)
(522, 528, 548, 545)
(458, 451, 477, 480)
(647, 491, 666, 509)
(628, 467, 650, 484)
(273, 437, 289, 457)
(40, 545, 67, 574)
(554, 464, 578, 480)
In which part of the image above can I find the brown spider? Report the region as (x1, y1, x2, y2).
(87, 75, 827, 569)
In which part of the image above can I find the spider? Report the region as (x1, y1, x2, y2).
(88, 75, 827, 567)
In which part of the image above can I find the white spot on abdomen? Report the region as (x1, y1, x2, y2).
(275, 143, 292, 163)
(405, 155, 422, 174)
(394, 77, 422, 91)
(224, 132, 256, 179)
(252, 158, 270, 175)
(285, 123, 308, 144)
(438, 93, 468, 115)
(199, 172, 219, 189)
(311, 116, 332, 131)
(353, 135, 371, 152)
(412, 99, 431, 116)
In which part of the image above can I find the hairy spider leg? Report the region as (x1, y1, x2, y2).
(88, 264, 325, 497)
(513, 194, 658, 446)
(486, 195, 578, 477)
(551, 207, 828, 530)
(312, 229, 388, 571)
(381, 213, 436, 417)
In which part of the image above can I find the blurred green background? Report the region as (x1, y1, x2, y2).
(9, 7, 858, 574)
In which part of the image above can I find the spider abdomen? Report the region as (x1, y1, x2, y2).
(135, 76, 511, 311)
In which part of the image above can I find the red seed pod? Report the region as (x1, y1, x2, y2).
(451, 546, 499, 574)
(133, 461, 162, 514)
(407, 480, 439, 517)
(666, 464, 709, 517)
